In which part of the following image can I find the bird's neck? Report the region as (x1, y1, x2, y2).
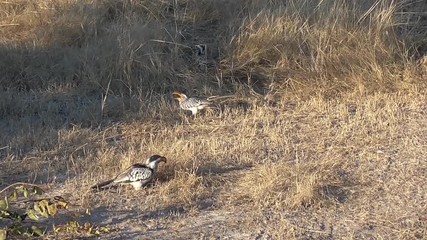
(146, 161, 159, 171)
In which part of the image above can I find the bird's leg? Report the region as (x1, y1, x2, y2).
(115, 184, 122, 194)
(191, 109, 198, 120)
(131, 181, 143, 190)
(183, 114, 190, 124)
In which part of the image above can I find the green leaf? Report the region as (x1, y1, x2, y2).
(0, 197, 8, 210)
(39, 200, 49, 209)
(54, 226, 62, 233)
(47, 204, 57, 216)
(34, 201, 48, 218)
(15, 185, 24, 191)
(0, 210, 10, 219)
(31, 226, 44, 236)
(39, 200, 49, 218)
(33, 201, 41, 213)
(9, 191, 18, 201)
(22, 232, 33, 237)
(27, 210, 39, 221)
(0, 229, 6, 240)
(23, 188, 29, 198)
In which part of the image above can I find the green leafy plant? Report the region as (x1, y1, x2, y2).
(0, 183, 56, 238)
(54, 221, 111, 236)
(0, 183, 111, 239)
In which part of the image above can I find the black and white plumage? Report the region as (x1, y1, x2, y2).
(91, 155, 167, 191)
(172, 92, 212, 116)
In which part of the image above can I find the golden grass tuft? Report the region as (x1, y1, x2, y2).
(223, 158, 345, 210)
(158, 171, 209, 207)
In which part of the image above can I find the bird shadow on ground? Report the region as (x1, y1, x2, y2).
(318, 169, 358, 204)
(195, 163, 253, 177)
(319, 184, 350, 204)
(81, 207, 240, 240)
(82, 206, 185, 225)
(90, 181, 163, 193)
(24, 205, 186, 239)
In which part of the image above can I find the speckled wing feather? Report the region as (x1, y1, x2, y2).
(113, 164, 154, 183)
(180, 97, 211, 110)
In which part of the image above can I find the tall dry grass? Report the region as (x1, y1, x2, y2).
(1, 0, 427, 239)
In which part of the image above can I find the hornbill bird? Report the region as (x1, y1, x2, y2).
(172, 92, 212, 116)
(91, 155, 167, 191)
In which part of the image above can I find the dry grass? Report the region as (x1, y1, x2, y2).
(1, 0, 427, 239)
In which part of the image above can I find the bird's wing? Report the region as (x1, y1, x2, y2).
(182, 97, 211, 108)
(113, 164, 153, 183)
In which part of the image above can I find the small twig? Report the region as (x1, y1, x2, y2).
(0, 24, 19, 27)
(149, 39, 191, 49)
(13, 196, 72, 206)
(101, 78, 112, 117)
(0, 182, 44, 196)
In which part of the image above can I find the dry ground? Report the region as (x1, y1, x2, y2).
(1, 0, 427, 239)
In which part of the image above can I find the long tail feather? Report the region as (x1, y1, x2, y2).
(91, 179, 114, 190)
(207, 95, 235, 101)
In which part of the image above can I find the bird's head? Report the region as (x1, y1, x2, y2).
(145, 155, 167, 169)
(172, 92, 188, 102)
